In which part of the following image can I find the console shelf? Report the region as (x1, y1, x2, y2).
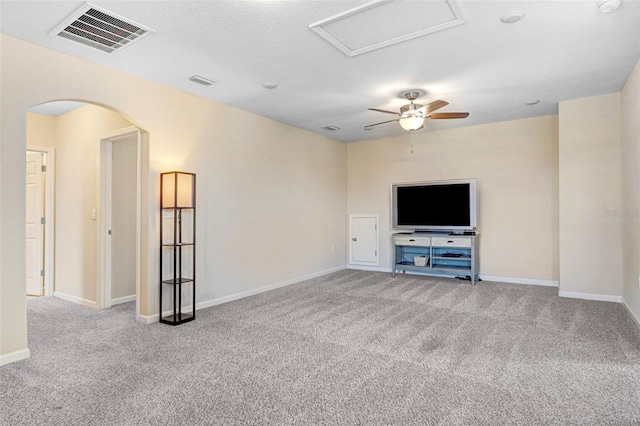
(392, 233, 479, 284)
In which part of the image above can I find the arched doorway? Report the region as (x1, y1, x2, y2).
(26, 100, 149, 319)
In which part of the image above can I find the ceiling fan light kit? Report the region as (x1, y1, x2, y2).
(399, 115, 425, 131)
(365, 89, 469, 132)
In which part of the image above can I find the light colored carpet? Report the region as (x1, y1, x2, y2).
(2, 270, 640, 425)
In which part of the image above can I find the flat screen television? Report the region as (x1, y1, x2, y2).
(391, 179, 477, 231)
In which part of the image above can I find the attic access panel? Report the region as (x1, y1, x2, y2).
(50, 3, 154, 53)
(309, 0, 466, 57)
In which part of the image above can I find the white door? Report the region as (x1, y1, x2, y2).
(349, 214, 379, 266)
(26, 151, 44, 296)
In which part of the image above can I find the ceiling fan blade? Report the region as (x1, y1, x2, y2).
(368, 108, 400, 115)
(363, 119, 399, 129)
(427, 112, 469, 119)
(418, 100, 449, 113)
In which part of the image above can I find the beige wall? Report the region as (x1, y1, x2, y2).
(0, 34, 347, 361)
(347, 115, 559, 283)
(26, 112, 57, 148)
(558, 93, 622, 298)
(53, 105, 133, 304)
(621, 58, 640, 324)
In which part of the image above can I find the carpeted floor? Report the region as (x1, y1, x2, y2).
(2, 270, 640, 425)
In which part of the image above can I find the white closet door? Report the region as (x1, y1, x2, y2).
(349, 214, 379, 266)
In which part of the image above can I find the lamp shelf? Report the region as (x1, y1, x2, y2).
(162, 277, 194, 285)
(160, 171, 196, 326)
(161, 312, 194, 325)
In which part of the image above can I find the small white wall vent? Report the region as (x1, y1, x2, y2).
(50, 3, 154, 53)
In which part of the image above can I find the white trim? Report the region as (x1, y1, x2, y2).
(559, 291, 621, 303)
(479, 275, 559, 287)
(349, 214, 379, 266)
(141, 266, 347, 323)
(136, 314, 157, 325)
(0, 348, 31, 366)
(308, 0, 466, 57)
(347, 265, 392, 273)
(111, 294, 136, 305)
(26, 145, 55, 297)
(622, 299, 640, 331)
(99, 138, 113, 309)
(54, 291, 99, 309)
(198, 266, 346, 311)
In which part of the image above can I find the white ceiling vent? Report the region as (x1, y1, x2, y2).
(50, 3, 154, 53)
(309, 0, 466, 57)
(189, 75, 216, 86)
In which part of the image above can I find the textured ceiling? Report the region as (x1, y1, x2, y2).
(2, 1, 639, 142)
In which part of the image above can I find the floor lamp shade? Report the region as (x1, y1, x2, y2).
(161, 172, 195, 208)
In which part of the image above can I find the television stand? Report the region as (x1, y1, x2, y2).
(392, 232, 479, 284)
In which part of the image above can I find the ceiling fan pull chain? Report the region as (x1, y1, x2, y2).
(411, 131, 414, 155)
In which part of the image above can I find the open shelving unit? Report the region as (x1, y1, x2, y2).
(392, 233, 479, 284)
(160, 172, 196, 325)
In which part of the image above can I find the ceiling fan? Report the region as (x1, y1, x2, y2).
(365, 90, 469, 131)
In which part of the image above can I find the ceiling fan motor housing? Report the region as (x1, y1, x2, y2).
(401, 103, 424, 114)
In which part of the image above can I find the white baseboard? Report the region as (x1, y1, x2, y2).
(111, 295, 136, 305)
(347, 265, 392, 273)
(136, 314, 157, 324)
(559, 291, 622, 303)
(622, 299, 640, 331)
(142, 265, 347, 323)
(479, 275, 559, 287)
(0, 348, 31, 366)
(54, 291, 99, 309)
(196, 265, 346, 311)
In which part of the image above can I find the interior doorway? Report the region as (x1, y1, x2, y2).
(99, 127, 143, 314)
(26, 101, 149, 321)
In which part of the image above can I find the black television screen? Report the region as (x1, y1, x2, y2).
(392, 180, 477, 231)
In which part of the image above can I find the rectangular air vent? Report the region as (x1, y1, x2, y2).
(321, 125, 341, 131)
(50, 3, 154, 53)
(188, 75, 216, 86)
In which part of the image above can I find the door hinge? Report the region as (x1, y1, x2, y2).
(375, 250, 377, 256)
(41, 165, 46, 172)
(375, 224, 377, 230)
(40, 217, 46, 225)
(40, 269, 45, 277)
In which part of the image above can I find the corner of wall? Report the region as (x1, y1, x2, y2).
(620, 56, 640, 326)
